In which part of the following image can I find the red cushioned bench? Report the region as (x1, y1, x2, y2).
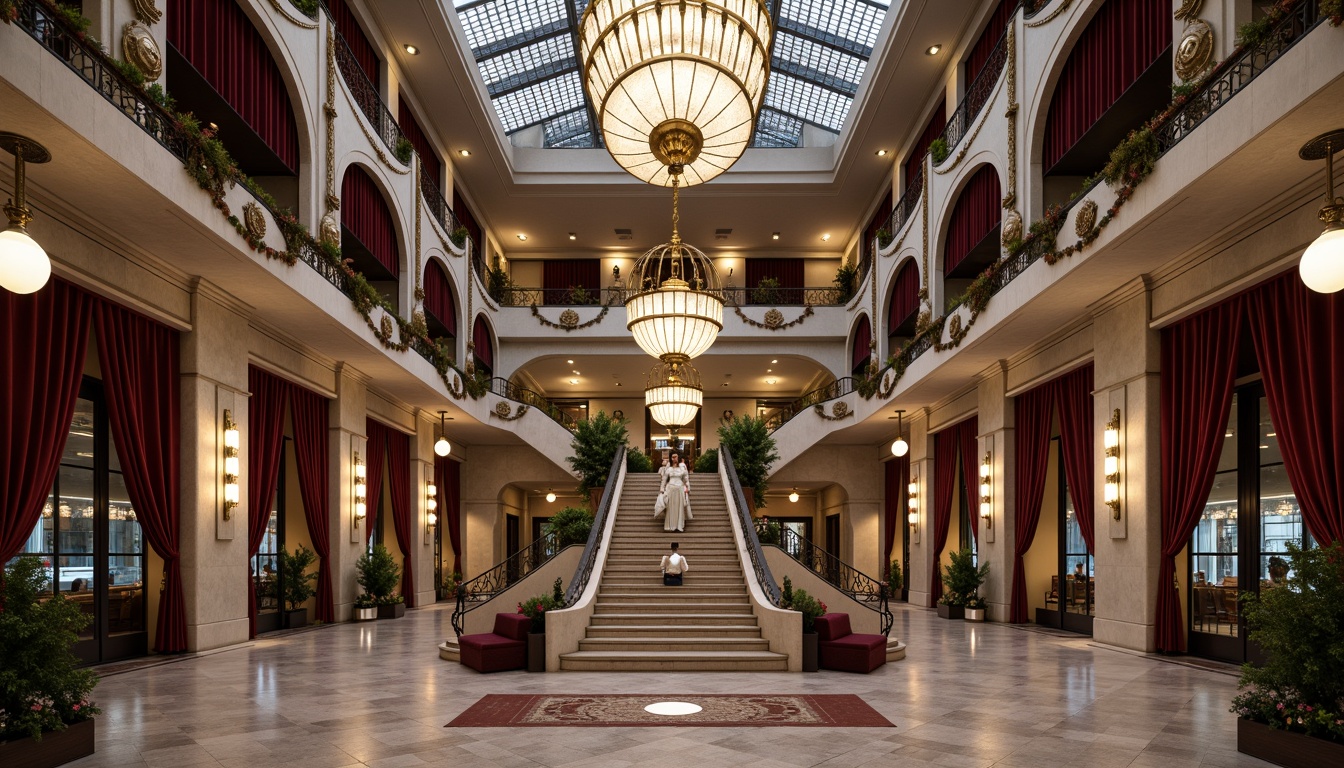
(815, 613, 886, 673)
(458, 612, 532, 673)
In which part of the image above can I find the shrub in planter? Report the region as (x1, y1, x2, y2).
(518, 594, 559, 634)
(887, 560, 904, 593)
(941, 548, 989, 608)
(834, 262, 859, 303)
(356, 544, 401, 602)
(751, 276, 784, 305)
(543, 507, 594, 548)
(278, 545, 318, 626)
(0, 557, 100, 744)
(718, 415, 779, 508)
(353, 593, 378, 621)
(567, 411, 628, 497)
(626, 447, 655, 473)
(441, 571, 463, 600)
(780, 578, 826, 633)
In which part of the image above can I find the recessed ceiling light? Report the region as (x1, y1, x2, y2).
(569, 379, 578, 384)
(875, 149, 889, 157)
(404, 44, 419, 55)
(567, 359, 574, 364)
(771, 232, 780, 240)
(517, 233, 528, 241)
(458, 149, 471, 157)
(771, 359, 778, 364)
(767, 369, 773, 373)
(616, 382, 623, 387)
(569, 233, 577, 240)
(821, 233, 831, 241)
(573, 370, 581, 375)
(767, 378, 777, 385)
(926, 44, 942, 55)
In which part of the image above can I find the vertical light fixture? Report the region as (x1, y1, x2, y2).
(434, 411, 452, 457)
(1297, 130, 1344, 293)
(1104, 409, 1121, 519)
(425, 478, 438, 543)
(978, 451, 992, 529)
(907, 473, 920, 544)
(222, 410, 240, 519)
(0, 133, 53, 295)
(890, 409, 909, 457)
(353, 452, 367, 529)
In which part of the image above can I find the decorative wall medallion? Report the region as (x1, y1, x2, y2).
(379, 315, 394, 339)
(1001, 209, 1023, 247)
(494, 401, 512, 418)
(558, 308, 580, 328)
(947, 313, 963, 341)
(132, 0, 162, 25)
(831, 401, 850, 418)
(122, 21, 163, 81)
(763, 308, 785, 329)
(242, 202, 267, 240)
(1173, 0, 1205, 22)
(813, 400, 854, 421)
(319, 214, 340, 246)
(1074, 200, 1098, 237)
(1175, 21, 1215, 82)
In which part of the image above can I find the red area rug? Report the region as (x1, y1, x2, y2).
(446, 694, 894, 727)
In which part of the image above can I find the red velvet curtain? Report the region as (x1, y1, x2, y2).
(930, 425, 959, 606)
(0, 282, 92, 562)
(364, 418, 387, 546)
(1157, 300, 1243, 653)
(1248, 274, 1344, 545)
(887, 260, 920, 335)
(746, 258, 806, 305)
(290, 385, 333, 623)
(423, 259, 457, 337)
(864, 192, 893, 265)
(543, 260, 602, 300)
(1057, 364, 1096, 552)
(246, 366, 290, 637)
(1043, 0, 1171, 171)
(94, 303, 186, 653)
(385, 427, 416, 606)
(167, 0, 299, 173)
(341, 165, 399, 277)
(1010, 382, 1055, 623)
(325, 0, 380, 85)
(965, 0, 1014, 87)
(884, 457, 908, 568)
(959, 417, 981, 546)
(453, 191, 482, 254)
(472, 316, 494, 373)
(944, 165, 1002, 276)
(397, 95, 441, 188)
(851, 315, 872, 373)
(437, 456, 462, 574)
(904, 98, 946, 192)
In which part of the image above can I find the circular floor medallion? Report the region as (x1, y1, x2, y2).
(643, 701, 703, 716)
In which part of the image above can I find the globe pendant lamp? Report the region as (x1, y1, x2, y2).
(434, 411, 452, 457)
(645, 357, 703, 431)
(0, 133, 53, 295)
(1298, 130, 1344, 293)
(579, 0, 773, 187)
(889, 409, 909, 457)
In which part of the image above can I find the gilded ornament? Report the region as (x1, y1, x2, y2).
(132, 0, 162, 25)
(1175, 21, 1215, 82)
(763, 308, 785, 329)
(831, 401, 850, 418)
(1174, 0, 1205, 22)
(379, 315, 393, 339)
(319, 214, 340, 246)
(947, 314, 963, 341)
(559, 308, 580, 328)
(242, 202, 267, 240)
(122, 21, 163, 81)
(1001, 209, 1023, 247)
(494, 401, 512, 418)
(1074, 200, 1098, 237)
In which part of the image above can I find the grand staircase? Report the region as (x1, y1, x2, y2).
(559, 472, 790, 671)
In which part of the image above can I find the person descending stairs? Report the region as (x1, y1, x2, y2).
(559, 471, 789, 671)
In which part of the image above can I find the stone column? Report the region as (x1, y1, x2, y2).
(1091, 278, 1162, 652)
(410, 410, 438, 608)
(178, 280, 251, 651)
(326, 364, 368, 621)
(905, 409, 934, 608)
(977, 362, 1015, 622)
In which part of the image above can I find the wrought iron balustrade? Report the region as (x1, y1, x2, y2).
(563, 447, 626, 607)
(488, 377, 579, 430)
(722, 286, 847, 307)
(451, 530, 564, 636)
(886, 165, 924, 242)
(720, 447, 781, 607)
(935, 27, 1009, 160)
(757, 524, 892, 637)
(496, 287, 615, 307)
(326, 12, 409, 161)
(419, 168, 464, 242)
(764, 377, 856, 433)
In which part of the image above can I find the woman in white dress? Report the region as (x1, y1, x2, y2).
(660, 452, 692, 532)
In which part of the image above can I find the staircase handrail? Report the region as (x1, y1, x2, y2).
(719, 446, 781, 607)
(760, 525, 893, 636)
(451, 530, 569, 636)
(563, 446, 627, 606)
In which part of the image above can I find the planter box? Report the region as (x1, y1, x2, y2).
(527, 633, 546, 673)
(965, 608, 985, 622)
(354, 607, 377, 621)
(801, 632, 819, 672)
(283, 609, 307, 629)
(377, 603, 406, 619)
(1238, 717, 1344, 768)
(936, 604, 965, 620)
(0, 717, 95, 768)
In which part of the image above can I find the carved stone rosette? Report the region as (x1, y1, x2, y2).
(558, 308, 580, 328)
(122, 21, 163, 81)
(242, 202, 267, 240)
(319, 214, 340, 247)
(1074, 200, 1098, 237)
(1001, 209, 1023, 247)
(1175, 20, 1215, 82)
(763, 308, 785, 329)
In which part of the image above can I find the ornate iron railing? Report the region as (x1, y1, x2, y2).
(419, 166, 464, 242)
(935, 28, 1009, 162)
(328, 18, 408, 160)
(719, 446, 781, 607)
(885, 165, 923, 245)
(451, 530, 566, 636)
(293, 239, 353, 297)
(757, 525, 892, 637)
(488, 377, 579, 431)
(497, 287, 612, 307)
(563, 446, 627, 606)
(722, 286, 847, 307)
(495, 285, 846, 308)
(764, 377, 856, 433)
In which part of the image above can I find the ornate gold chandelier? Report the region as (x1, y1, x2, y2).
(645, 357, 703, 431)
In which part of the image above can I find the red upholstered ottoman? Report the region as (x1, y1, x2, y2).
(815, 613, 886, 673)
(459, 612, 531, 672)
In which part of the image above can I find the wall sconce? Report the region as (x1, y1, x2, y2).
(425, 479, 438, 543)
(722, 409, 734, 421)
(353, 452, 367, 529)
(612, 264, 620, 279)
(0, 133, 53, 295)
(1104, 408, 1121, 519)
(222, 409, 240, 520)
(1297, 130, 1344, 293)
(978, 451, 992, 529)
(434, 410, 452, 457)
(789, 487, 800, 503)
(889, 409, 909, 457)
(907, 474, 920, 544)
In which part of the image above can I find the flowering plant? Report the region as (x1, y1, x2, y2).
(518, 594, 559, 632)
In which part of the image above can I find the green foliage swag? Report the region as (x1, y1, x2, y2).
(718, 415, 779, 507)
(567, 411, 628, 495)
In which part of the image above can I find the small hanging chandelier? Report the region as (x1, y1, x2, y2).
(1298, 130, 1344, 293)
(645, 357, 704, 431)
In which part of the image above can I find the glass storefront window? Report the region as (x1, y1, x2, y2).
(1063, 483, 1093, 616)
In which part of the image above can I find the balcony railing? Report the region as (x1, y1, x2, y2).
(488, 377, 579, 431)
(419, 165, 463, 242)
(764, 377, 856, 433)
(885, 165, 923, 245)
(935, 26, 1010, 162)
(496, 285, 847, 308)
(497, 287, 613, 307)
(327, 11, 408, 161)
(757, 524, 893, 636)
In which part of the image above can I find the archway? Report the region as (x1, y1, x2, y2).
(340, 164, 402, 310)
(941, 165, 1002, 309)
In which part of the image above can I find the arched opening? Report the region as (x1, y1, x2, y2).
(1041, 0, 1171, 205)
(167, 0, 301, 209)
(340, 164, 401, 310)
(472, 315, 495, 377)
(886, 258, 920, 345)
(942, 165, 1002, 309)
(423, 259, 457, 341)
(850, 315, 872, 376)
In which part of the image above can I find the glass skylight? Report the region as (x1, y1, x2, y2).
(453, 0, 891, 150)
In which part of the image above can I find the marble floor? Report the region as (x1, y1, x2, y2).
(73, 602, 1273, 768)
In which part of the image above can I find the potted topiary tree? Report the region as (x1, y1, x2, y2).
(938, 548, 988, 620)
(0, 556, 100, 767)
(888, 560, 905, 603)
(780, 577, 826, 672)
(356, 545, 404, 619)
(278, 545, 318, 628)
(718, 415, 779, 511)
(352, 593, 377, 622)
(567, 411, 628, 511)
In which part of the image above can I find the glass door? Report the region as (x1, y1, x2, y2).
(251, 443, 285, 634)
(1060, 453, 1094, 635)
